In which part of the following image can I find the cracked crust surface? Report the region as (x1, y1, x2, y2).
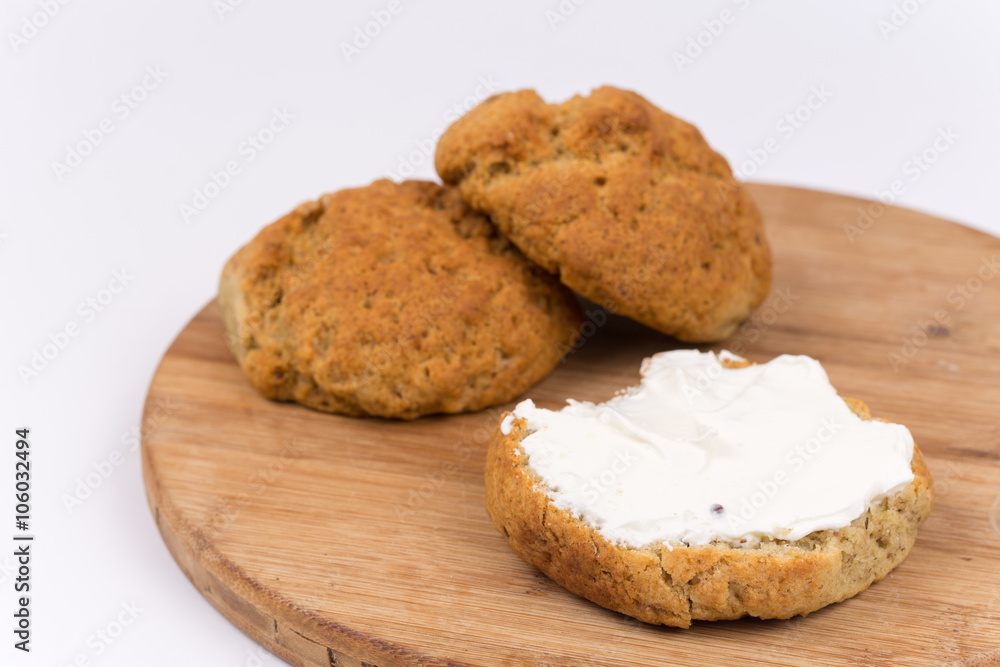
(484, 383, 934, 627)
(435, 86, 772, 342)
(218, 179, 584, 419)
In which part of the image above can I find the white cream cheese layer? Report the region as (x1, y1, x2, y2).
(505, 350, 915, 548)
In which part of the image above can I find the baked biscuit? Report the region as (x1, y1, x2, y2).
(436, 86, 771, 342)
(484, 358, 934, 627)
(219, 179, 583, 419)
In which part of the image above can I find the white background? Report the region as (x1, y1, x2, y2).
(1, 0, 997, 665)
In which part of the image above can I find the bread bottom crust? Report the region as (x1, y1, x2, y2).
(484, 399, 934, 627)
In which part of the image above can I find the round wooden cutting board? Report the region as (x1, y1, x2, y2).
(142, 184, 1000, 667)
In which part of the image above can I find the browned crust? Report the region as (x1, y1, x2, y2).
(435, 86, 772, 343)
(485, 394, 934, 627)
(218, 179, 584, 419)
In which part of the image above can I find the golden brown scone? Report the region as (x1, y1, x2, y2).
(218, 179, 584, 419)
(485, 389, 934, 627)
(435, 86, 771, 342)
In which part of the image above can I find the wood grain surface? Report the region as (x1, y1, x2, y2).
(141, 184, 1000, 667)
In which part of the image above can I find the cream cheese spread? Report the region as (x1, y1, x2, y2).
(505, 350, 915, 548)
